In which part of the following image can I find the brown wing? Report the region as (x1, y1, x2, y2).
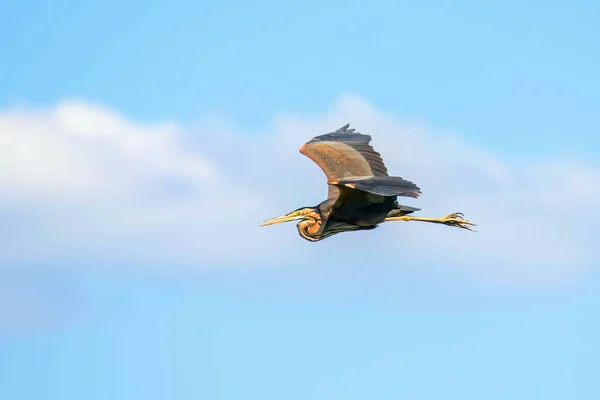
(299, 124, 389, 181)
(299, 124, 390, 201)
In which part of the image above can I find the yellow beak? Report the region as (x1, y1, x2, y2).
(259, 213, 303, 227)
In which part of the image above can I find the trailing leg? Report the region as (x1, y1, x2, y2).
(384, 212, 476, 231)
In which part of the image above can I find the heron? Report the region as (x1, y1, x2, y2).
(259, 124, 476, 241)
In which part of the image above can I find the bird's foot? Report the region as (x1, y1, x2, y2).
(439, 212, 477, 231)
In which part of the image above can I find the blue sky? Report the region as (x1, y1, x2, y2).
(1, 1, 600, 399)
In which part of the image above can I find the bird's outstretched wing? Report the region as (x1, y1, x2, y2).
(299, 124, 389, 180)
(299, 124, 421, 200)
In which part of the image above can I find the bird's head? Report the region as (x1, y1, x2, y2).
(259, 207, 319, 227)
(259, 206, 324, 241)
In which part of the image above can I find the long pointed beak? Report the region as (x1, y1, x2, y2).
(259, 213, 301, 227)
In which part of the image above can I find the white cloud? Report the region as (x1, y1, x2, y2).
(0, 100, 214, 202)
(1, 95, 598, 284)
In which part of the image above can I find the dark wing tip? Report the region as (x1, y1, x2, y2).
(335, 123, 354, 133)
(305, 124, 371, 145)
(333, 176, 422, 199)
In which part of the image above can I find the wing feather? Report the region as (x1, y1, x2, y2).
(299, 124, 389, 183)
(300, 124, 420, 206)
(331, 176, 421, 198)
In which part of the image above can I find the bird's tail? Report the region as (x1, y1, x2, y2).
(386, 205, 421, 218)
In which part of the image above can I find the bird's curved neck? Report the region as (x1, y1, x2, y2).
(296, 207, 323, 242)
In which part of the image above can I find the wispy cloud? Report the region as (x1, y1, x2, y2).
(1, 95, 598, 283)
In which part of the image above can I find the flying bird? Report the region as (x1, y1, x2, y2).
(259, 124, 476, 241)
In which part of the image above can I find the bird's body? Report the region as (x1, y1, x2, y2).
(305, 187, 418, 241)
(260, 124, 475, 241)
